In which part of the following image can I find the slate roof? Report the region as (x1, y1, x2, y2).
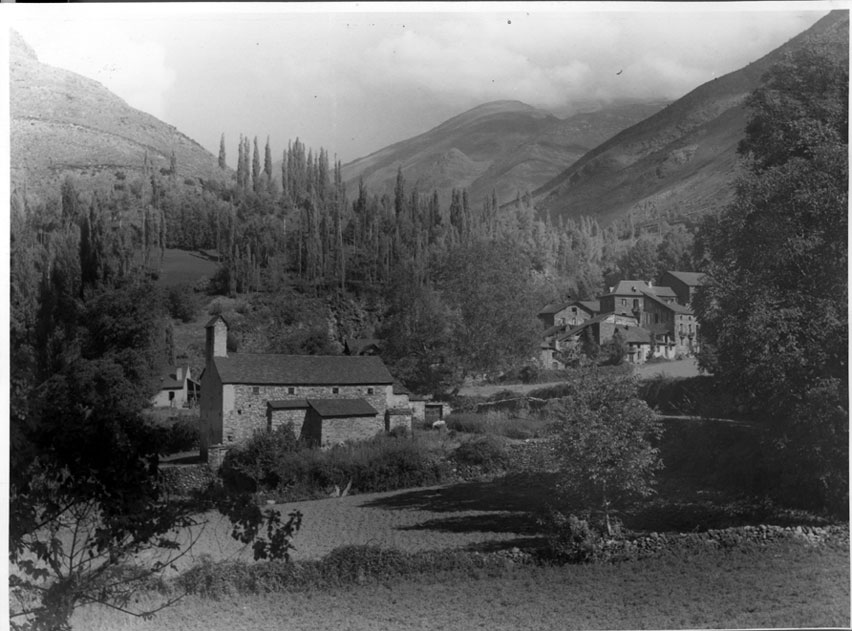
(205, 314, 229, 328)
(307, 398, 378, 418)
(267, 399, 310, 410)
(346, 338, 384, 355)
(537, 301, 572, 316)
(623, 327, 653, 344)
(600, 281, 676, 299)
(558, 312, 638, 342)
(577, 300, 601, 313)
(665, 271, 707, 286)
(641, 289, 693, 314)
(213, 354, 394, 385)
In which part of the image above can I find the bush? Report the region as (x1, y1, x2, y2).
(166, 284, 199, 323)
(220, 424, 301, 492)
(453, 435, 509, 472)
(146, 414, 199, 455)
(221, 431, 450, 499)
(540, 511, 604, 563)
(445, 412, 549, 440)
(178, 546, 508, 599)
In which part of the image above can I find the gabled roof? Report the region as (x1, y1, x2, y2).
(600, 281, 676, 299)
(212, 354, 394, 385)
(557, 312, 637, 342)
(205, 314, 229, 328)
(641, 289, 693, 314)
(157, 365, 188, 390)
(664, 271, 707, 287)
(308, 398, 378, 418)
(623, 327, 653, 344)
(537, 301, 572, 316)
(345, 338, 384, 355)
(576, 300, 601, 313)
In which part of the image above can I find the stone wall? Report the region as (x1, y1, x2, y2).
(222, 384, 390, 446)
(159, 464, 216, 496)
(320, 414, 385, 446)
(268, 408, 310, 438)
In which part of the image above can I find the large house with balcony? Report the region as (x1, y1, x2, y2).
(199, 316, 410, 466)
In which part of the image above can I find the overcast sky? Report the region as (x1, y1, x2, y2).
(7, 2, 833, 164)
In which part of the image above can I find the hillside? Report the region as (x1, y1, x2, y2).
(341, 99, 667, 207)
(532, 10, 848, 227)
(10, 30, 230, 204)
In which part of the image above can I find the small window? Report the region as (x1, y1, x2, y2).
(227, 434, 234, 442)
(168, 391, 175, 401)
(367, 387, 374, 395)
(252, 386, 260, 395)
(332, 387, 339, 394)
(621, 298, 627, 306)
(288, 387, 295, 395)
(237, 409, 242, 415)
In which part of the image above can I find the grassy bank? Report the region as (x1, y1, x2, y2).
(72, 537, 849, 630)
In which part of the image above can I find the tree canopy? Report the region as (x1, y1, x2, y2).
(694, 39, 848, 513)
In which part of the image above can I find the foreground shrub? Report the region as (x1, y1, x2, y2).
(220, 424, 301, 492)
(147, 414, 200, 455)
(178, 546, 508, 599)
(540, 510, 606, 563)
(221, 431, 450, 499)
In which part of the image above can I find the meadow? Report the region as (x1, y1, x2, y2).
(71, 538, 849, 630)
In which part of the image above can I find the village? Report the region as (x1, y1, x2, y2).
(149, 269, 705, 466)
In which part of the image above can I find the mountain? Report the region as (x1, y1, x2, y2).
(340, 99, 667, 207)
(532, 10, 849, 227)
(10, 30, 228, 204)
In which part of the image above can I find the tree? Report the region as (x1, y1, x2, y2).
(11, 227, 302, 630)
(438, 239, 541, 380)
(617, 237, 659, 281)
(694, 38, 848, 513)
(656, 224, 694, 278)
(218, 133, 227, 170)
(546, 371, 663, 535)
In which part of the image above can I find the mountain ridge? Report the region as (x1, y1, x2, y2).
(532, 9, 847, 226)
(340, 98, 668, 207)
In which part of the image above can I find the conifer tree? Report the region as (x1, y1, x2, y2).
(218, 133, 227, 170)
(252, 137, 261, 192)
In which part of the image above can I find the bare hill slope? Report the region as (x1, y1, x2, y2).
(10, 30, 229, 203)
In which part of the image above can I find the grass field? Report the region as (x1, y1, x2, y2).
(156, 249, 219, 287)
(71, 539, 849, 630)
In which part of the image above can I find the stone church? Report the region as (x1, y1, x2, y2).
(199, 316, 411, 465)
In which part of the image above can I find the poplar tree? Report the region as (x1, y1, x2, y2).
(218, 133, 227, 170)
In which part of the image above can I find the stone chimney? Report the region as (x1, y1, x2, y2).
(205, 316, 228, 363)
(175, 365, 184, 382)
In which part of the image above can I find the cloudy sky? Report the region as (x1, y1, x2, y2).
(7, 2, 832, 164)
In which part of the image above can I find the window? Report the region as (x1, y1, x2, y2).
(632, 299, 639, 309)
(288, 387, 295, 395)
(168, 391, 174, 401)
(252, 386, 260, 395)
(367, 387, 374, 395)
(332, 387, 339, 394)
(621, 298, 627, 306)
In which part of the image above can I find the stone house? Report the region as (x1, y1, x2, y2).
(152, 365, 199, 408)
(200, 316, 407, 463)
(598, 280, 678, 318)
(537, 300, 600, 329)
(636, 291, 699, 358)
(659, 271, 707, 307)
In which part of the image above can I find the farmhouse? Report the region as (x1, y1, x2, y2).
(199, 316, 408, 465)
(152, 365, 199, 408)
